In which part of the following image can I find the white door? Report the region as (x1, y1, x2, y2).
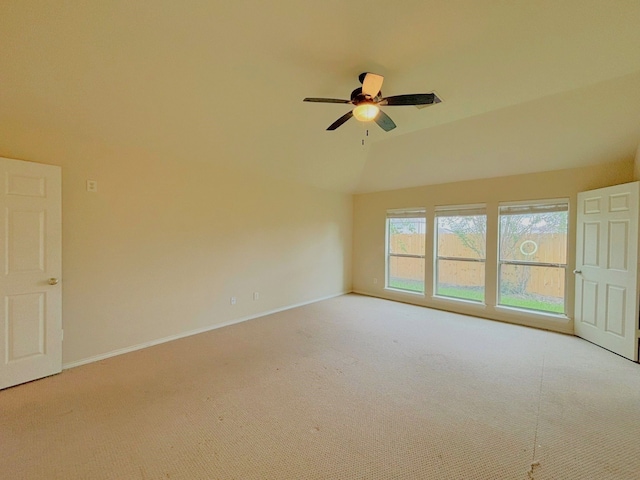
(0, 157, 62, 389)
(575, 182, 639, 361)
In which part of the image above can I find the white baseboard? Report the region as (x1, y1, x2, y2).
(351, 289, 573, 335)
(62, 291, 350, 370)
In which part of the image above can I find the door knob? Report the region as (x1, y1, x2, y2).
(573, 270, 582, 275)
(48, 278, 59, 285)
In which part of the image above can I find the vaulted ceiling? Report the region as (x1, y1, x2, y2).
(2, 1, 639, 193)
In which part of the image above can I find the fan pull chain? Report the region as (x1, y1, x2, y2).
(361, 128, 370, 147)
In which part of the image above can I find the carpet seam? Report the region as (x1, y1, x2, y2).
(529, 347, 547, 478)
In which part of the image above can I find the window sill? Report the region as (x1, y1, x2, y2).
(384, 287, 425, 297)
(432, 295, 487, 308)
(494, 305, 570, 321)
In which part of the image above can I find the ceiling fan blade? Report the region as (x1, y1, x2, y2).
(327, 111, 354, 130)
(362, 73, 384, 97)
(374, 110, 396, 132)
(304, 97, 351, 104)
(381, 93, 438, 106)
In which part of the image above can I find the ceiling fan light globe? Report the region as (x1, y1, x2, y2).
(353, 104, 379, 122)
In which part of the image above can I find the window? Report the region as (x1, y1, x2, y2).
(498, 201, 568, 314)
(434, 205, 487, 303)
(386, 209, 426, 293)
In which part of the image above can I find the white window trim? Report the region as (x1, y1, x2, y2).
(498, 197, 569, 213)
(435, 203, 486, 217)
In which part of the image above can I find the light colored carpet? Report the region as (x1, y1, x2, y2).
(1, 294, 639, 479)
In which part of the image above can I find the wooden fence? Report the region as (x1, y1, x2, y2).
(390, 233, 566, 298)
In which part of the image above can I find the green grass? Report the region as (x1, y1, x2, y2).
(436, 286, 484, 302)
(499, 295, 564, 314)
(388, 278, 424, 293)
(437, 285, 564, 314)
(389, 280, 564, 314)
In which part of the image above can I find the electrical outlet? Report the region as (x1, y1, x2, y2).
(253, 292, 259, 300)
(373, 278, 378, 285)
(230, 296, 236, 305)
(86, 180, 98, 192)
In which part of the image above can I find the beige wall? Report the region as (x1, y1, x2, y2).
(2, 130, 635, 364)
(353, 160, 635, 334)
(0, 145, 352, 365)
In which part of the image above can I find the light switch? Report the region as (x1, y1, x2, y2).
(86, 180, 98, 192)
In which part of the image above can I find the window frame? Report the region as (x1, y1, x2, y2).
(433, 204, 487, 304)
(497, 199, 569, 315)
(385, 208, 426, 295)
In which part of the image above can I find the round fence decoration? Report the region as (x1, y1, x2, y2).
(519, 240, 538, 256)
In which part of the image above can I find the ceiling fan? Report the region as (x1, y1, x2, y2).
(303, 72, 441, 132)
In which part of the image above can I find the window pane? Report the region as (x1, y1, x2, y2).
(435, 212, 486, 302)
(499, 210, 568, 264)
(437, 215, 486, 259)
(436, 259, 485, 302)
(389, 218, 426, 255)
(387, 216, 425, 293)
(499, 264, 565, 314)
(388, 255, 424, 293)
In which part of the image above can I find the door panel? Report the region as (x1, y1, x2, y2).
(0, 157, 62, 389)
(7, 293, 46, 360)
(7, 174, 46, 197)
(583, 196, 602, 214)
(582, 222, 599, 266)
(604, 285, 625, 337)
(607, 221, 628, 270)
(8, 209, 46, 273)
(609, 193, 630, 212)
(575, 182, 639, 361)
(580, 280, 598, 326)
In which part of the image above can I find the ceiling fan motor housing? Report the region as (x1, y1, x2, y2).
(350, 87, 380, 104)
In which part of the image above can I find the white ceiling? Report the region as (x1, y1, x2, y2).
(1, 1, 639, 193)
